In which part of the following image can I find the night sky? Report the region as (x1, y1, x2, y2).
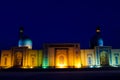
(0, 0, 120, 50)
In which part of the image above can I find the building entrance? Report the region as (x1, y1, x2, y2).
(100, 51, 109, 66)
(14, 52, 23, 67)
(55, 49, 68, 68)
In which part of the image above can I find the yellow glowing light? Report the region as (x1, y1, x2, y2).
(21, 67, 28, 69)
(3, 66, 11, 69)
(59, 64, 64, 68)
(30, 66, 33, 68)
(96, 30, 100, 32)
(75, 64, 81, 68)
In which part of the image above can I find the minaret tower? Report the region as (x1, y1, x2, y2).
(18, 27, 24, 47)
(19, 27, 24, 39)
(18, 27, 33, 49)
(96, 26, 103, 46)
(90, 26, 104, 49)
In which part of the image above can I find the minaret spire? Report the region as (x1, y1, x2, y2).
(19, 26, 24, 39)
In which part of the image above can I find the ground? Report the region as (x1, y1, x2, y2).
(0, 70, 120, 80)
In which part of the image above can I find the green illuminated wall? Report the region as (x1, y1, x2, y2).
(42, 48, 49, 68)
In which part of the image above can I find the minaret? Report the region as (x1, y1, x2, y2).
(90, 26, 104, 49)
(96, 26, 103, 46)
(18, 27, 24, 47)
(19, 27, 24, 39)
(18, 27, 33, 49)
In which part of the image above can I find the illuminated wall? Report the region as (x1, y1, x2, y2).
(111, 49, 120, 66)
(46, 43, 81, 68)
(26, 50, 43, 67)
(1, 50, 12, 68)
(38, 50, 43, 67)
(0, 47, 43, 68)
(42, 45, 49, 68)
(80, 49, 95, 67)
(1, 44, 120, 69)
(27, 50, 38, 67)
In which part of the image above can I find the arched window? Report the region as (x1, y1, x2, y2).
(115, 56, 118, 65)
(32, 57, 34, 66)
(4, 57, 7, 65)
(88, 57, 92, 65)
(59, 56, 64, 65)
(114, 53, 119, 65)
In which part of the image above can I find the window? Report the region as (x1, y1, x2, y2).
(115, 56, 118, 65)
(114, 53, 119, 65)
(87, 54, 92, 65)
(4, 57, 7, 65)
(88, 57, 92, 65)
(32, 58, 34, 66)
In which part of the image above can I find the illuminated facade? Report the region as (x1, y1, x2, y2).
(1, 47, 42, 68)
(42, 43, 81, 68)
(1, 44, 120, 69)
(0, 27, 120, 69)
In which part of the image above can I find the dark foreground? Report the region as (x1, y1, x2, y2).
(0, 71, 120, 80)
(0, 68, 120, 80)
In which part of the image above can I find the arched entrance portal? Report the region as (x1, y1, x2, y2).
(59, 56, 64, 65)
(14, 52, 23, 67)
(55, 49, 68, 68)
(100, 51, 109, 66)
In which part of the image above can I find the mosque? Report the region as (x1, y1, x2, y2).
(0, 26, 120, 69)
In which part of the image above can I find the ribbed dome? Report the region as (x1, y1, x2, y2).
(23, 37, 32, 49)
(18, 27, 33, 49)
(18, 39, 23, 47)
(18, 37, 32, 49)
(98, 38, 103, 46)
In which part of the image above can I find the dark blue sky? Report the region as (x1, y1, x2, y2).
(0, 0, 120, 49)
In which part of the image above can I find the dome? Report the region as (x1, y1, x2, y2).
(23, 37, 32, 49)
(18, 27, 33, 49)
(98, 38, 103, 46)
(90, 26, 104, 49)
(18, 39, 23, 47)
